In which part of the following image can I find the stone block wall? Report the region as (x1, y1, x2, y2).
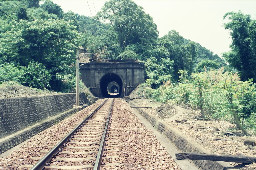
(0, 93, 84, 139)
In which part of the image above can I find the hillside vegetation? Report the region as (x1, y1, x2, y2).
(1, 0, 255, 134)
(1, 0, 224, 92)
(139, 69, 256, 134)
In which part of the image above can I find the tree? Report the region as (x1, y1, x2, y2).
(145, 44, 174, 88)
(22, 0, 40, 8)
(17, 7, 28, 20)
(195, 59, 221, 72)
(0, 1, 23, 20)
(159, 30, 194, 81)
(16, 19, 79, 90)
(145, 56, 173, 89)
(0, 17, 79, 91)
(224, 12, 256, 82)
(97, 0, 158, 56)
(0, 63, 24, 83)
(0, 20, 21, 64)
(64, 12, 122, 58)
(85, 26, 121, 59)
(0, 0, 82, 91)
(20, 61, 51, 89)
(118, 49, 137, 60)
(40, 0, 63, 18)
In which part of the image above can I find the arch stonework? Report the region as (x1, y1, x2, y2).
(80, 61, 145, 98)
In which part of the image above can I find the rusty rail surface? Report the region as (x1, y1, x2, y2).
(31, 99, 108, 170)
(94, 99, 114, 170)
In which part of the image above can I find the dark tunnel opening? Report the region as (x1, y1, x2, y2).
(100, 73, 123, 98)
(110, 85, 119, 93)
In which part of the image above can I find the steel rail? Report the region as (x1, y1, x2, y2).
(31, 99, 108, 170)
(93, 98, 115, 170)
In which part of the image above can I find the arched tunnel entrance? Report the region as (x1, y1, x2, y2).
(100, 73, 123, 98)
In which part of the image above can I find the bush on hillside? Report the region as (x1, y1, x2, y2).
(144, 68, 256, 134)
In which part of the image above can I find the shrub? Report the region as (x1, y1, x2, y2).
(20, 61, 51, 89)
(144, 69, 256, 134)
(0, 63, 24, 83)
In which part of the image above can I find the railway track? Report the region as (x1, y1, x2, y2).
(0, 98, 180, 169)
(31, 98, 114, 169)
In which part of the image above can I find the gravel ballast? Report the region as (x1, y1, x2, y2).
(0, 99, 180, 169)
(101, 99, 180, 169)
(0, 99, 105, 169)
(129, 98, 256, 169)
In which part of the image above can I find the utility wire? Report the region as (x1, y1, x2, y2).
(86, 0, 93, 16)
(92, 0, 97, 15)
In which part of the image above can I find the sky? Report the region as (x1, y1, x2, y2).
(52, 0, 256, 57)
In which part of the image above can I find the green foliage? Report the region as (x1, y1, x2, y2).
(195, 43, 224, 67)
(40, 0, 63, 18)
(142, 29, 223, 87)
(86, 0, 224, 78)
(23, 0, 40, 8)
(0, 63, 24, 83)
(27, 7, 59, 20)
(17, 7, 29, 20)
(224, 11, 256, 82)
(0, 0, 80, 92)
(17, 19, 79, 69)
(0, 1, 23, 20)
(145, 56, 173, 89)
(0, 62, 51, 90)
(0, 0, 228, 95)
(118, 49, 137, 60)
(155, 31, 195, 81)
(66, 11, 122, 58)
(86, 27, 121, 59)
(195, 59, 221, 72)
(0, 20, 21, 63)
(20, 61, 51, 89)
(97, 0, 158, 53)
(145, 69, 256, 134)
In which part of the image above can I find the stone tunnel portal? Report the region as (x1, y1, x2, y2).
(80, 60, 145, 98)
(100, 73, 123, 98)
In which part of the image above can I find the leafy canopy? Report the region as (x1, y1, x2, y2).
(224, 11, 256, 82)
(0, 0, 80, 91)
(97, 0, 158, 53)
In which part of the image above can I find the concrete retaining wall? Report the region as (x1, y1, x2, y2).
(0, 93, 90, 154)
(0, 94, 78, 138)
(0, 107, 82, 154)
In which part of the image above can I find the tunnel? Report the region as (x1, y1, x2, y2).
(100, 73, 123, 98)
(110, 84, 119, 93)
(107, 81, 119, 94)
